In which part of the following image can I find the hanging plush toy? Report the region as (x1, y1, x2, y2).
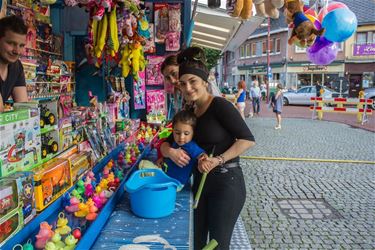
(226, 0, 253, 20)
(253, 0, 284, 19)
(284, 0, 325, 47)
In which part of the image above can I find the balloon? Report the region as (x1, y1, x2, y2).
(318, 1, 348, 22)
(307, 37, 338, 65)
(322, 8, 357, 42)
(306, 14, 322, 30)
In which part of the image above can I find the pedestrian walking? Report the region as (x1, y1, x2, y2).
(271, 83, 284, 129)
(250, 80, 261, 115)
(235, 80, 246, 119)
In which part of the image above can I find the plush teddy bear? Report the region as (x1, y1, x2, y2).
(253, 0, 284, 19)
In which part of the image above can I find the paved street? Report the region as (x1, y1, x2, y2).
(240, 117, 375, 249)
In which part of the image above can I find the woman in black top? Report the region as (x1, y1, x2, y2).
(160, 47, 255, 249)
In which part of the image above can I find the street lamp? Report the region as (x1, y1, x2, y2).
(261, 17, 272, 102)
(267, 17, 272, 102)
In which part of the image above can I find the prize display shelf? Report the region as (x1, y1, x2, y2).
(1, 142, 151, 249)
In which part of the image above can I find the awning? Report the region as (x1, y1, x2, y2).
(191, 3, 264, 52)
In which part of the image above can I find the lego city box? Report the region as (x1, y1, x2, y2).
(0, 109, 41, 177)
(32, 158, 72, 211)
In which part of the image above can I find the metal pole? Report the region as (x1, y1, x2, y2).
(266, 17, 271, 102)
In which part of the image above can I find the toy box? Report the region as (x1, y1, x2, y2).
(0, 179, 19, 222)
(4, 172, 36, 225)
(67, 151, 92, 184)
(0, 207, 23, 248)
(32, 158, 72, 211)
(58, 117, 73, 152)
(0, 109, 41, 177)
(41, 130, 59, 159)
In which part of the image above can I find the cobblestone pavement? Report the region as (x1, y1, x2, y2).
(240, 117, 375, 249)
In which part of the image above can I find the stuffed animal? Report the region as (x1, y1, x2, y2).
(129, 41, 146, 80)
(226, 0, 253, 20)
(253, 0, 284, 19)
(284, 0, 325, 47)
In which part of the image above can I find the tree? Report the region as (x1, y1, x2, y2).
(202, 47, 221, 71)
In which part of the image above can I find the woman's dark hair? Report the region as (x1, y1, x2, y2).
(0, 15, 27, 38)
(177, 47, 209, 81)
(161, 54, 178, 73)
(172, 110, 197, 129)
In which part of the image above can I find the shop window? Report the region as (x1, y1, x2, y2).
(240, 75, 245, 80)
(297, 74, 312, 87)
(256, 42, 262, 57)
(239, 45, 245, 58)
(275, 38, 281, 54)
(323, 74, 339, 88)
(269, 39, 274, 54)
(246, 44, 251, 57)
(356, 32, 367, 44)
(251, 43, 256, 57)
(262, 40, 267, 55)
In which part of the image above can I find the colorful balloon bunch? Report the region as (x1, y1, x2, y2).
(302, 1, 357, 65)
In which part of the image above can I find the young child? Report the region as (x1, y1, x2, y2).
(163, 110, 208, 185)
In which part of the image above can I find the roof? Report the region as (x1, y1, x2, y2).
(341, 0, 375, 24)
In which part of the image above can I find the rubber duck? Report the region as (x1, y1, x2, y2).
(70, 189, 83, 201)
(55, 212, 71, 235)
(65, 196, 80, 213)
(74, 203, 89, 218)
(76, 180, 85, 195)
(23, 240, 34, 250)
(50, 232, 65, 249)
(92, 194, 103, 209)
(35, 222, 54, 249)
(44, 242, 58, 250)
(63, 235, 78, 250)
(84, 183, 94, 198)
(86, 202, 98, 221)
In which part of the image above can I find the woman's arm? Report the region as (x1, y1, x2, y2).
(160, 141, 191, 167)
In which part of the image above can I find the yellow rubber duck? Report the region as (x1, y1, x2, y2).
(55, 212, 71, 235)
(74, 203, 89, 218)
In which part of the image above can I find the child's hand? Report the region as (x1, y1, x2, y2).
(197, 157, 221, 173)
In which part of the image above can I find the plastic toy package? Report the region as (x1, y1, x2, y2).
(146, 55, 165, 85)
(154, 3, 169, 44)
(32, 158, 72, 211)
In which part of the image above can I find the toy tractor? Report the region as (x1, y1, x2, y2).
(41, 135, 58, 158)
(40, 105, 56, 128)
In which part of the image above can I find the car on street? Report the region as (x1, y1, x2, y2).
(283, 86, 340, 106)
(364, 87, 375, 110)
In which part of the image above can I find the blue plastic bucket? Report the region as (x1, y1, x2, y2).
(125, 169, 182, 218)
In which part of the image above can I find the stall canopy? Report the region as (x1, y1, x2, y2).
(191, 3, 264, 52)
